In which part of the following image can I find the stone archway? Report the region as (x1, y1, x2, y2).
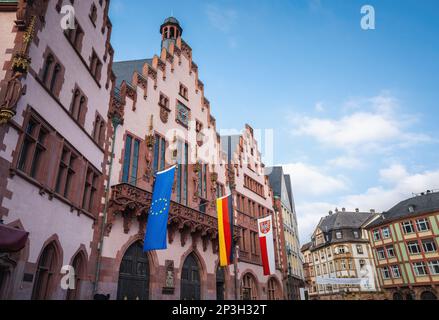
(31, 237, 63, 300)
(180, 253, 201, 300)
(66, 247, 87, 300)
(117, 241, 150, 300)
(267, 277, 283, 300)
(240, 273, 259, 300)
(420, 291, 437, 300)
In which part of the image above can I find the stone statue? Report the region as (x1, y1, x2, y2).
(166, 270, 174, 288)
(1, 72, 25, 111)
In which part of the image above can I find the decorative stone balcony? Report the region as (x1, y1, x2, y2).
(106, 183, 240, 253)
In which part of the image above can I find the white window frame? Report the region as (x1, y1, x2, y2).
(428, 261, 439, 275)
(402, 221, 415, 234)
(386, 246, 396, 258)
(382, 267, 391, 280)
(391, 265, 401, 278)
(336, 231, 343, 239)
(373, 230, 381, 241)
(416, 218, 430, 232)
(407, 241, 421, 255)
(422, 240, 437, 253)
(382, 227, 391, 239)
(377, 248, 386, 260)
(413, 262, 428, 276)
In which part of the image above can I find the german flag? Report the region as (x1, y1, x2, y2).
(217, 194, 234, 267)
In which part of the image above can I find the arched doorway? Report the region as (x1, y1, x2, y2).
(216, 266, 225, 300)
(180, 253, 201, 300)
(32, 242, 60, 300)
(393, 292, 403, 300)
(66, 252, 86, 300)
(241, 273, 258, 300)
(117, 241, 150, 300)
(420, 291, 437, 300)
(267, 278, 282, 300)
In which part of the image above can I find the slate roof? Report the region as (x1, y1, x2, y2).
(301, 242, 312, 252)
(318, 211, 374, 232)
(112, 59, 152, 88)
(266, 166, 293, 211)
(367, 191, 439, 228)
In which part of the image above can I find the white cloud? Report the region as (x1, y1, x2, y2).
(315, 102, 325, 112)
(328, 156, 364, 169)
(282, 163, 346, 197)
(294, 164, 439, 244)
(291, 93, 432, 152)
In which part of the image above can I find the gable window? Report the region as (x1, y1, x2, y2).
(422, 239, 437, 253)
(416, 218, 430, 232)
(153, 134, 167, 173)
(122, 135, 140, 185)
(407, 241, 421, 255)
(179, 83, 188, 100)
(55, 146, 77, 199)
(413, 262, 428, 276)
(17, 116, 48, 180)
(176, 101, 190, 127)
(402, 221, 415, 234)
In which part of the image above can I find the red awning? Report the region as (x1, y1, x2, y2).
(0, 224, 29, 252)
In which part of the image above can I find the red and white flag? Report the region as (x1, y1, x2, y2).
(258, 215, 276, 276)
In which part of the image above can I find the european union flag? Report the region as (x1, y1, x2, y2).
(144, 165, 176, 251)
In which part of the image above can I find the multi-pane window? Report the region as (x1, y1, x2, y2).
(402, 221, 415, 234)
(416, 218, 430, 232)
(356, 245, 364, 255)
(17, 117, 48, 180)
(216, 183, 224, 198)
(382, 227, 391, 239)
(90, 50, 103, 82)
(70, 88, 87, 126)
(159, 93, 169, 109)
(428, 261, 439, 275)
(407, 241, 421, 255)
(122, 135, 140, 185)
(413, 262, 428, 276)
(377, 248, 386, 260)
(55, 147, 77, 199)
(382, 267, 391, 280)
(250, 231, 258, 255)
(176, 140, 188, 206)
(179, 83, 188, 100)
(386, 246, 395, 258)
(153, 134, 167, 173)
(373, 229, 381, 241)
(422, 239, 437, 253)
(41, 52, 64, 97)
(82, 167, 99, 213)
(93, 114, 106, 146)
(65, 19, 84, 52)
(176, 101, 190, 127)
(391, 265, 401, 278)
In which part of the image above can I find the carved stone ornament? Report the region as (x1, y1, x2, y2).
(160, 106, 169, 123)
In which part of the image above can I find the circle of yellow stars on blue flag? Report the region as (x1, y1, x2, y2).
(149, 198, 169, 216)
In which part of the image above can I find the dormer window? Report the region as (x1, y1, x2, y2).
(336, 231, 343, 239)
(408, 205, 415, 213)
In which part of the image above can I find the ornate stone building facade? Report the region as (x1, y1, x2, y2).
(303, 209, 383, 300)
(365, 191, 439, 300)
(266, 167, 304, 300)
(0, 2, 286, 300)
(0, 0, 114, 300)
(92, 20, 285, 300)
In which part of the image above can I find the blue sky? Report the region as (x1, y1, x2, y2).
(109, 0, 439, 243)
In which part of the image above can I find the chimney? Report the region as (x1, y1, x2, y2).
(370, 209, 376, 214)
(329, 211, 333, 216)
(342, 208, 346, 212)
(355, 208, 360, 213)
(335, 208, 339, 213)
